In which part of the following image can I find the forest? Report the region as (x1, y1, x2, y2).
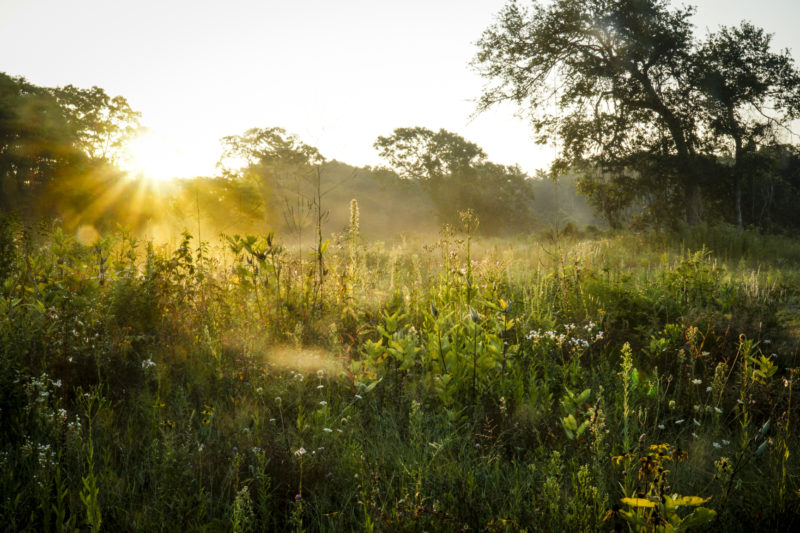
(2, 0, 800, 531)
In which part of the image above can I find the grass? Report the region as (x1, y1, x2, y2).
(0, 216, 798, 531)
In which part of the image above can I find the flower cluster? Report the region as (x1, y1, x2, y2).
(527, 321, 604, 353)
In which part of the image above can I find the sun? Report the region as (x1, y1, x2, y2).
(122, 131, 192, 182)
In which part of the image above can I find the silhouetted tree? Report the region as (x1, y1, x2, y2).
(693, 22, 800, 229)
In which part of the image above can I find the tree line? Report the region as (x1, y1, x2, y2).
(1, 73, 585, 237)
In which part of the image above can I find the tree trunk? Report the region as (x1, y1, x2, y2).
(734, 176, 743, 230)
(685, 182, 702, 226)
(733, 134, 744, 230)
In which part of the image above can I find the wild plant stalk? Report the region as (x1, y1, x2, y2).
(460, 209, 478, 308)
(79, 391, 104, 533)
(348, 198, 361, 297)
(619, 342, 636, 497)
(471, 312, 479, 408)
(313, 165, 327, 307)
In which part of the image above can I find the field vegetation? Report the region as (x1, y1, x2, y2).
(1, 212, 799, 531)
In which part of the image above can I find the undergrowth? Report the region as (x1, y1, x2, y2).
(1, 216, 798, 531)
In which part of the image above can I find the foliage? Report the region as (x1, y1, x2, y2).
(375, 127, 538, 233)
(473, 0, 800, 230)
(1, 221, 798, 531)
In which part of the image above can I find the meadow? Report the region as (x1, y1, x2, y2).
(1, 212, 799, 531)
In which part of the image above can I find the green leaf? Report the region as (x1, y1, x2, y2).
(576, 388, 591, 404)
(679, 507, 716, 529)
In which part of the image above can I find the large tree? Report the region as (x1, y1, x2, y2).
(693, 22, 800, 228)
(474, 0, 800, 230)
(474, 0, 702, 225)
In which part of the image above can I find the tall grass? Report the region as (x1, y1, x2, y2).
(0, 215, 798, 531)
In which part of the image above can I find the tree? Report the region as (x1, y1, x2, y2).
(474, 1, 800, 230)
(218, 127, 331, 286)
(693, 22, 800, 228)
(374, 127, 537, 232)
(0, 73, 78, 211)
(51, 84, 140, 164)
(374, 127, 486, 181)
(218, 127, 325, 231)
(473, 0, 704, 225)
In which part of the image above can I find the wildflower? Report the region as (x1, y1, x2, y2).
(317, 369, 325, 379)
(722, 439, 730, 445)
(295, 494, 302, 501)
(675, 419, 684, 424)
(323, 427, 333, 433)
(255, 387, 263, 394)
(691, 378, 702, 385)
(142, 359, 156, 370)
(275, 397, 282, 405)
(294, 447, 307, 457)
(706, 386, 712, 392)
(355, 394, 363, 400)
(319, 400, 327, 406)
(269, 418, 276, 423)
(658, 424, 665, 430)
(713, 442, 722, 449)
(317, 385, 324, 389)
(668, 400, 676, 410)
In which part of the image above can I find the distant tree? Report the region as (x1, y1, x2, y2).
(693, 22, 800, 228)
(51, 85, 141, 165)
(375, 127, 536, 233)
(373, 127, 486, 181)
(219, 127, 323, 174)
(218, 127, 327, 251)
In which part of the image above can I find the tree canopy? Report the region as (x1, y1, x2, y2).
(0, 73, 142, 219)
(474, 0, 800, 230)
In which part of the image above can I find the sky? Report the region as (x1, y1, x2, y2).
(2, 0, 799, 179)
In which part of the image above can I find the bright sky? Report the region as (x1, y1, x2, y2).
(2, 0, 799, 179)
